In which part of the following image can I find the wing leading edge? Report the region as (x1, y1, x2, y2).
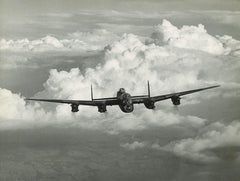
(25, 98, 119, 106)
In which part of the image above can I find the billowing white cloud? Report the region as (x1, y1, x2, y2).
(1, 20, 240, 134)
(156, 121, 240, 162)
(0, 29, 119, 69)
(217, 35, 240, 56)
(0, 88, 52, 130)
(1, 20, 240, 97)
(0, 86, 207, 133)
(152, 19, 240, 56)
(0, 36, 64, 52)
(1, 20, 240, 167)
(39, 30, 240, 103)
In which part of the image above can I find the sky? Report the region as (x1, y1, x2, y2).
(1, 0, 240, 14)
(0, 0, 240, 181)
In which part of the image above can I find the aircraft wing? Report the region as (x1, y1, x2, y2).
(25, 97, 119, 106)
(132, 85, 220, 104)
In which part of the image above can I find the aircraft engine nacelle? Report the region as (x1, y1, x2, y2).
(171, 96, 181, 105)
(144, 100, 155, 109)
(98, 104, 107, 113)
(71, 104, 79, 112)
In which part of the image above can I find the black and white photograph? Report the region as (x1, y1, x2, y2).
(0, 0, 240, 180)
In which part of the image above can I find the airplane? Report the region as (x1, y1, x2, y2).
(25, 82, 220, 113)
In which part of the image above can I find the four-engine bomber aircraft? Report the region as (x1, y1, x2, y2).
(26, 82, 220, 113)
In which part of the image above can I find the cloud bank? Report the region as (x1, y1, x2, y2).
(155, 121, 240, 162)
(0, 88, 52, 129)
(0, 29, 119, 69)
(39, 21, 240, 102)
(1, 20, 240, 121)
(0, 87, 207, 133)
(0, 20, 240, 160)
(121, 120, 240, 162)
(0, 29, 118, 52)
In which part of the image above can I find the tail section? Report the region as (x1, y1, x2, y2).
(91, 84, 93, 101)
(147, 80, 151, 98)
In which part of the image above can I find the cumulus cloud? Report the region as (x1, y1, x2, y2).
(0, 29, 119, 52)
(1, 20, 240, 168)
(217, 35, 240, 56)
(42, 33, 203, 98)
(121, 119, 240, 162)
(0, 86, 207, 133)
(0, 29, 119, 69)
(1, 20, 240, 133)
(0, 88, 52, 130)
(152, 19, 240, 56)
(39, 27, 240, 102)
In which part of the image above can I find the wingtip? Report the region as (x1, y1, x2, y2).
(204, 85, 220, 90)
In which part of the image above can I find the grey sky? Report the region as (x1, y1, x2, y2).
(0, 0, 240, 17)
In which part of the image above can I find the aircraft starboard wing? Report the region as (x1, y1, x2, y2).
(132, 85, 220, 104)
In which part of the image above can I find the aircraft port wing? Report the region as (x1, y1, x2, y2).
(25, 98, 119, 106)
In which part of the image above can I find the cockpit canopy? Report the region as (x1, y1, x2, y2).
(117, 88, 126, 97)
(119, 88, 126, 93)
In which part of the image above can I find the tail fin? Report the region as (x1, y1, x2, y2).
(91, 84, 93, 100)
(147, 80, 150, 98)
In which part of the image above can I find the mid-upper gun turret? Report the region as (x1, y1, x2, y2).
(117, 88, 126, 97)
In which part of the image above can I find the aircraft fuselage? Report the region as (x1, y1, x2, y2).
(117, 88, 134, 113)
